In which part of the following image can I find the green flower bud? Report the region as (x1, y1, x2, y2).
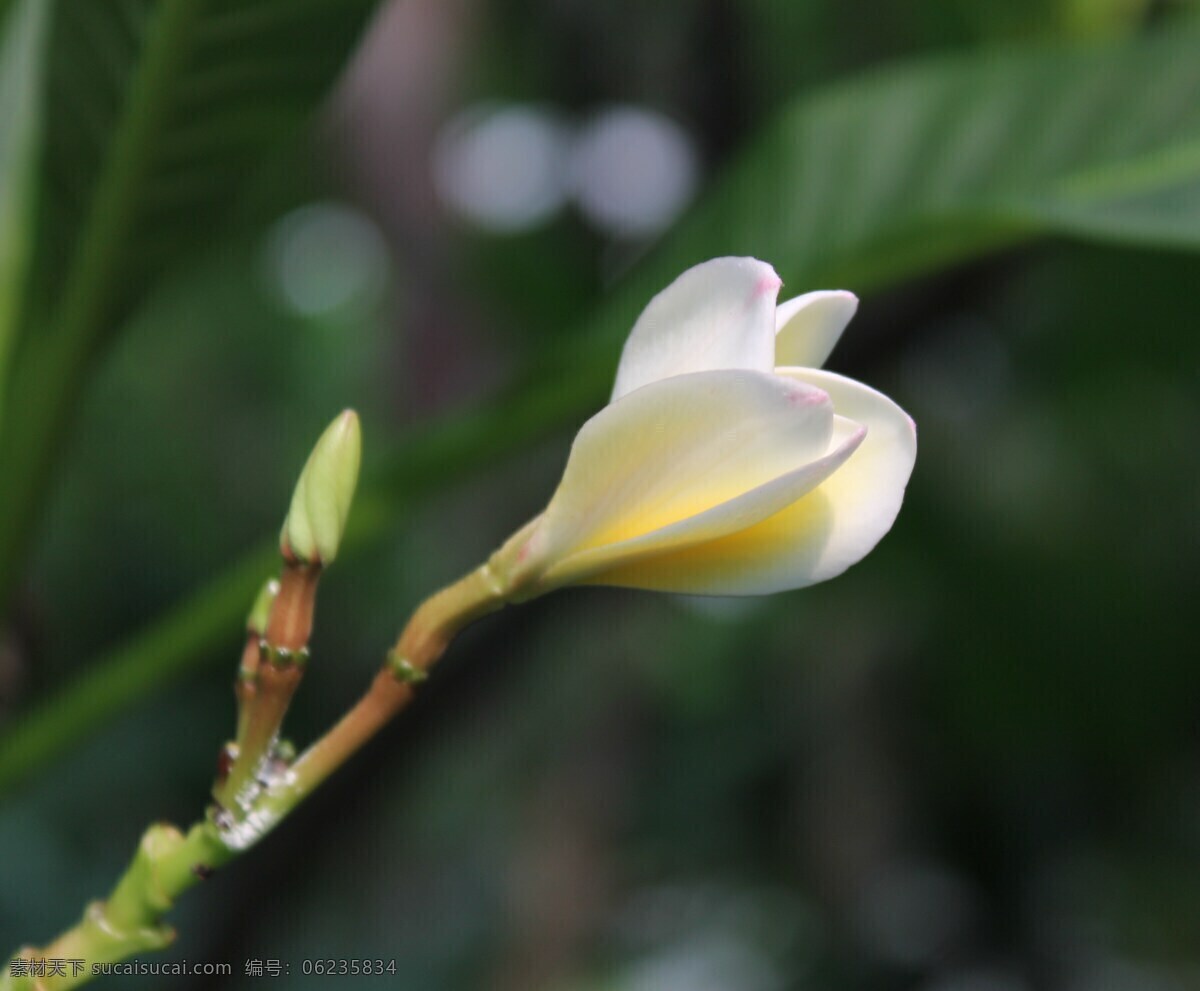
(280, 410, 362, 565)
(246, 578, 279, 635)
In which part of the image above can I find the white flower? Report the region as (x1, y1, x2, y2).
(491, 257, 916, 597)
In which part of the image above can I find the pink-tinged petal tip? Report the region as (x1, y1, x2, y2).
(755, 273, 783, 297)
(790, 387, 831, 408)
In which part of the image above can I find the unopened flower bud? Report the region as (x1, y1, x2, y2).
(280, 410, 362, 565)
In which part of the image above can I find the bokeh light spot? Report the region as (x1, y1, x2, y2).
(265, 201, 391, 319)
(432, 102, 571, 232)
(569, 104, 699, 238)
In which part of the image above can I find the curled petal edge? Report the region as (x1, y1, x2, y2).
(540, 415, 867, 592)
(774, 289, 858, 370)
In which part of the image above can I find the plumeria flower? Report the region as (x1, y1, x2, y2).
(490, 257, 916, 598)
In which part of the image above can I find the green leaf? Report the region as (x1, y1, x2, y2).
(0, 0, 49, 432)
(0, 0, 379, 611)
(30, 0, 377, 328)
(640, 18, 1200, 294)
(1000, 139, 1200, 247)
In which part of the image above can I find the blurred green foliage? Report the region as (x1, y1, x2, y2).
(2, 0, 1199, 988)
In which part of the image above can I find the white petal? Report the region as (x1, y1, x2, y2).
(525, 369, 834, 581)
(774, 289, 858, 369)
(611, 257, 781, 401)
(590, 369, 916, 595)
(556, 415, 865, 586)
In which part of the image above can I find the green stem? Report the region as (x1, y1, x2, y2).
(1, 818, 232, 991)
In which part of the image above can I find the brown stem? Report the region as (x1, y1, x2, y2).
(265, 561, 320, 651)
(215, 562, 320, 811)
(285, 669, 416, 796)
(271, 564, 505, 810)
(232, 635, 259, 745)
